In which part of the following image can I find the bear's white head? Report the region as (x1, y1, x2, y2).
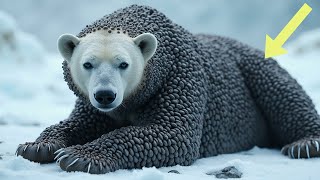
(57, 30, 157, 112)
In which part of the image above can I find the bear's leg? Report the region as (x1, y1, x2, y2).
(54, 124, 202, 174)
(238, 51, 320, 159)
(16, 99, 120, 163)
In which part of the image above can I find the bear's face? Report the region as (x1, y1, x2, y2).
(57, 30, 157, 112)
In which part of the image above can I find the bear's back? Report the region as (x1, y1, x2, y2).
(195, 34, 270, 157)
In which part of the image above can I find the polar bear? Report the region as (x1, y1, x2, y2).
(17, 5, 320, 174)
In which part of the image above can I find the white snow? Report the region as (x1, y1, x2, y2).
(1, 11, 320, 180)
(0, 11, 46, 65)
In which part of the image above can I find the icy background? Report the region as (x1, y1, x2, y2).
(1, 0, 320, 51)
(1, 1, 320, 179)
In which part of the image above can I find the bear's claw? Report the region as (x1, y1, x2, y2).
(54, 146, 115, 174)
(54, 149, 66, 160)
(281, 138, 320, 159)
(16, 141, 65, 163)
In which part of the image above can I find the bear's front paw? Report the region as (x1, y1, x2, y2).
(281, 138, 320, 159)
(54, 145, 118, 174)
(16, 140, 66, 163)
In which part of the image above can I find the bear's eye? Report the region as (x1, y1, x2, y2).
(83, 62, 93, 70)
(119, 62, 129, 69)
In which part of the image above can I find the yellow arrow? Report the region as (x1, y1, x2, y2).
(265, 3, 312, 59)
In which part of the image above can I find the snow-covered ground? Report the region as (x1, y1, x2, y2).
(1, 11, 320, 180)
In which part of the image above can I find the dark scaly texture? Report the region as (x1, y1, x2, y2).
(17, 5, 320, 173)
(16, 99, 125, 163)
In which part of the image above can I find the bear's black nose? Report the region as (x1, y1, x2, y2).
(94, 90, 116, 105)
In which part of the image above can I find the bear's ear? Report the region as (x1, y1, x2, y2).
(133, 33, 157, 61)
(57, 34, 80, 62)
